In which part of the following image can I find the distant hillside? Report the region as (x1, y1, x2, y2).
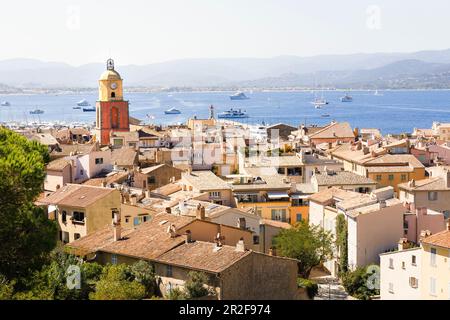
(236, 60, 450, 89)
(2, 48, 450, 89)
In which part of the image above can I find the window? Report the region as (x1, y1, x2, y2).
(389, 258, 394, 269)
(95, 158, 103, 165)
(125, 216, 130, 223)
(113, 138, 123, 147)
(292, 198, 308, 207)
(287, 167, 302, 176)
(209, 191, 221, 198)
(72, 211, 85, 223)
(147, 176, 156, 184)
(401, 174, 407, 181)
(388, 174, 394, 181)
(111, 254, 118, 265)
(389, 282, 394, 294)
(74, 233, 81, 240)
(409, 277, 418, 288)
(376, 175, 382, 181)
(61, 231, 70, 244)
(296, 214, 302, 222)
(111, 92, 116, 98)
(412, 255, 417, 266)
(271, 209, 287, 222)
(430, 277, 436, 296)
(428, 192, 438, 201)
(166, 265, 173, 277)
(253, 235, 260, 245)
(402, 261, 406, 269)
(61, 210, 67, 223)
(277, 168, 285, 175)
(430, 248, 437, 266)
(80, 169, 84, 176)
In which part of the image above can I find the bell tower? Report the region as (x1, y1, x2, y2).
(95, 59, 130, 145)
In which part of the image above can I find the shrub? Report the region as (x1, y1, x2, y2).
(185, 271, 210, 299)
(297, 278, 318, 299)
(341, 266, 379, 300)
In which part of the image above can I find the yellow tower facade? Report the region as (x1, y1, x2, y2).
(98, 58, 124, 101)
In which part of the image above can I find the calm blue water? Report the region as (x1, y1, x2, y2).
(1, 90, 450, 134)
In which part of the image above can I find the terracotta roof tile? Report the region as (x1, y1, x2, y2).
(156, 241, 251, 273)
(422, 230, 450, 249)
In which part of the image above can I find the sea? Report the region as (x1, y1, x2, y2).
(1, 90, 450, 134)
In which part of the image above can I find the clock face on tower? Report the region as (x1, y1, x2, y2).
(110, 82, 117, 90)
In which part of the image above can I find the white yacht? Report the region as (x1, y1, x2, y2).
(1, 101, 11, 106)
(164, 107, 181, 114)
(230, 92, 249, 100)
(217, 108, 249, 119)
(340, 94, 353, 102)
(77, 99, 90, 106)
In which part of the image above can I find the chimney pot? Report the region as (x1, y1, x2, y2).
(112, 209, 121, 241)
(235, 238, 245, 252)
(185, 230, 192, 243)
(269, 247, 277, 256)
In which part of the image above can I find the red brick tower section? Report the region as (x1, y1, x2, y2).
(95, 59, 130, 146)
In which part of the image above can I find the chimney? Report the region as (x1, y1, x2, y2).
(235, 238, 245, 252)
(419, 230, 432, 242)
(445, 169, 450, 188)
(196, 204, 206, 220)
(167, 223, 177, 238)
(185, 230, 193, 243)
(112, 208, 121, 241)
(238, 217, 246, 230)
(214, 232, 223, 247)
(397, 238, 408, 251)
(130, 195, 137, 206)
(144, 190, 150, 199)
(269, 247, 277, 256)
(408, 179, 416, 188)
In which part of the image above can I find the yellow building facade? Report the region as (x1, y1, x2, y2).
(420, 230, 450, 300)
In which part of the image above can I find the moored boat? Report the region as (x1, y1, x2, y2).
(164, 107, 181, 114)
(230, 92, 249, 100)
(217, 108, 249, 119)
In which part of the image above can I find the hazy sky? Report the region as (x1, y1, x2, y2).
(1, 0, 449, 65)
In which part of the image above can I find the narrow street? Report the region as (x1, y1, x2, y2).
(312, 276, 354, 300)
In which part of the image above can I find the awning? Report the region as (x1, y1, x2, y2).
(267, 191, 289, 199)
(290, 194, 310, 199)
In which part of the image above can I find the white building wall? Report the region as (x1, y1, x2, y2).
(380, 248, 421, 300)
(308, 201, 324, 228)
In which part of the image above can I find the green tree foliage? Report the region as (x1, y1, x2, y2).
(0, 128, 57, 279)
(89, 264, 146, 300)
(129, 260, 158, 297)
(0, 275, 15, 300)
(335, 214, 348, 274)
(341, 266, 379, 300)
(12, 250, 103, 300)
(167, 287, 186, 300)
(274, 220, 334, 278)
(184, 271, 210, 299)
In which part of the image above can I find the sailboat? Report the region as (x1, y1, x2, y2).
(374, 89, 383, 96)
(311, 90, 329, 107)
